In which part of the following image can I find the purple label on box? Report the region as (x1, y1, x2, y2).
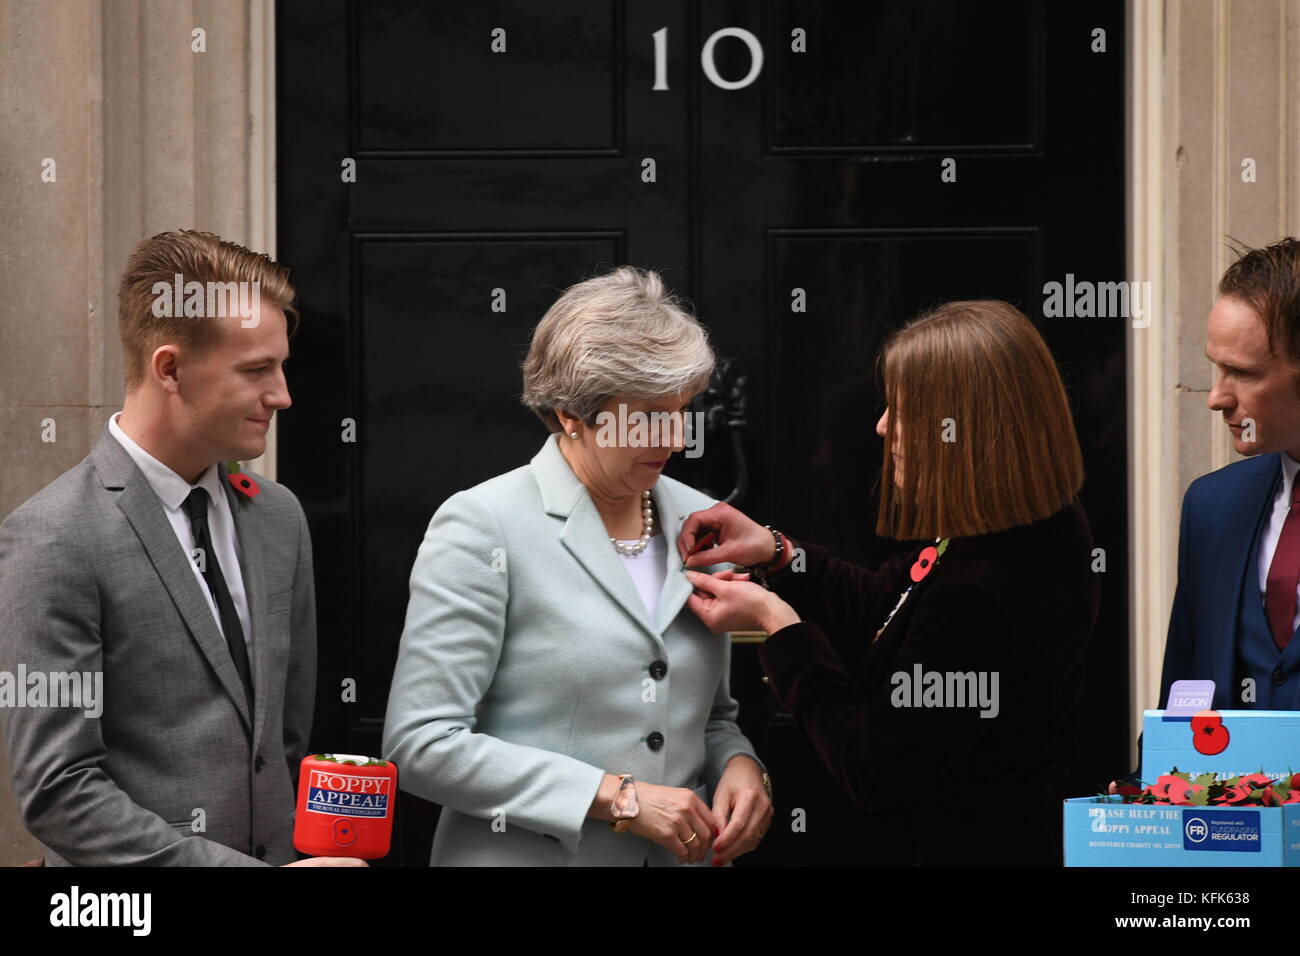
(1164, 680, 1215, 719)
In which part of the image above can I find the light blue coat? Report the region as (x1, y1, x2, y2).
(382, 432, 768, 865)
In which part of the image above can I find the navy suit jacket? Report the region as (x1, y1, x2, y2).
(1160, 452, 1300, 711)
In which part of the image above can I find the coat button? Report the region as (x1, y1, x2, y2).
(646, 731, 664, 751)
(1273, 669, 1287, 686)
(254, 754, 265, 772)
(255, 844, 267, 860)
(649, 660, 667, 680)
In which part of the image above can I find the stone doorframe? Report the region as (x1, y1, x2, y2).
(1127, 0, 1300, 766)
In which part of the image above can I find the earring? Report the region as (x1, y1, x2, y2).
(569, 430, 578, 438)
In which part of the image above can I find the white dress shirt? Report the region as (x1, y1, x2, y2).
(108, 411, 252, 650)
(1258, 450, 1300, 635)
(618, 532, 667, 625)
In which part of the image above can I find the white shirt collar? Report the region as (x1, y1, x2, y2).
(108, 411, 225, 512)
(1282, 452, 1300, 502)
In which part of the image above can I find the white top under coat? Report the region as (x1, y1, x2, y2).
(617, 532, 668, 625)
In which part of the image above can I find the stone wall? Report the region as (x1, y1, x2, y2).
(0, 0, 274, 866)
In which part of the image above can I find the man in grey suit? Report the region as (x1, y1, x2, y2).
(0, 230, 356, 866)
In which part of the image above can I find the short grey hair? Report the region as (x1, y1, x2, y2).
(520, 266, 715, 432)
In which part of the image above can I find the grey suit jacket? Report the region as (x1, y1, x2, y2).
(0, 421, 317, 865)
(382, 432, 768, 866)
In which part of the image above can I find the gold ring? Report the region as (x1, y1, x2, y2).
(681, 831, 697, 846)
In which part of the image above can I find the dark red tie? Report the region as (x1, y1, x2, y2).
(1264, 476, 1300, 650)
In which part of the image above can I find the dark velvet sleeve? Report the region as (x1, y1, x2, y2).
(766, 538, 915, 643)
(757, 578, 1008, 812)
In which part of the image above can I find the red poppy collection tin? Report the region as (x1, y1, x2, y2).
(293, 753, 397, 859)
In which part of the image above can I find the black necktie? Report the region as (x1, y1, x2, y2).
(182, 487, 254, 708)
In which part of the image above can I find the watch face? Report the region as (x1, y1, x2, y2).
(611, 774, 640, 819)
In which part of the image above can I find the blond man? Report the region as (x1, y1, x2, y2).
(0, 231, 355, 866)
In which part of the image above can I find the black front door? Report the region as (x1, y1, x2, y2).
(277, 0, 1126, 865)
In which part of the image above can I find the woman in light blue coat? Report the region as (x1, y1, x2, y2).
(382, 266, 773, 866)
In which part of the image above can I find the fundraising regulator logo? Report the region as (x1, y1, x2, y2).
(1182, 809, 1261, 852)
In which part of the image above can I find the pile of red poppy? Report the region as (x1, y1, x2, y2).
(1115, 770, 1300, 806)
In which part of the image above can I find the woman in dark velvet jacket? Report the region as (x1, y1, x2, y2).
(678, 300, 1100, 866)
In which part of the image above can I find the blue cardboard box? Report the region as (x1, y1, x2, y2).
(1064, 710, 1300, 866)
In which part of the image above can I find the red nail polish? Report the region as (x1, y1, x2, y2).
(712, 857, 722, 866)
(713, 828, 719, 838)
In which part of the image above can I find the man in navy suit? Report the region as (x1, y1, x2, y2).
(1160, 237, 1300, 712)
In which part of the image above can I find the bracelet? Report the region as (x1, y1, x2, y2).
(747, 527, 788, 590)
(758, 526, 785, 571)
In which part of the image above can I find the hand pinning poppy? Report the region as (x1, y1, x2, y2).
(225, 462, 261, 499)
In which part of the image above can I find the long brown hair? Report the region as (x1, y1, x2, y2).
(876, 300, 1084, 539)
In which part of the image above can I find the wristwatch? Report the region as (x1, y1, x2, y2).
(609, 773, 639, 832)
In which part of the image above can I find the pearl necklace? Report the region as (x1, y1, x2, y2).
(611, 490, 655, 555)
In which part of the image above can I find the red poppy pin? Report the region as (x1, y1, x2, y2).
(225, 462, 261, 499)
(910, 538, 950, 583)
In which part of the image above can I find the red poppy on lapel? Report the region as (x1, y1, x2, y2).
(225, 463, 261, 499)
(910, 545, 939, 583)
